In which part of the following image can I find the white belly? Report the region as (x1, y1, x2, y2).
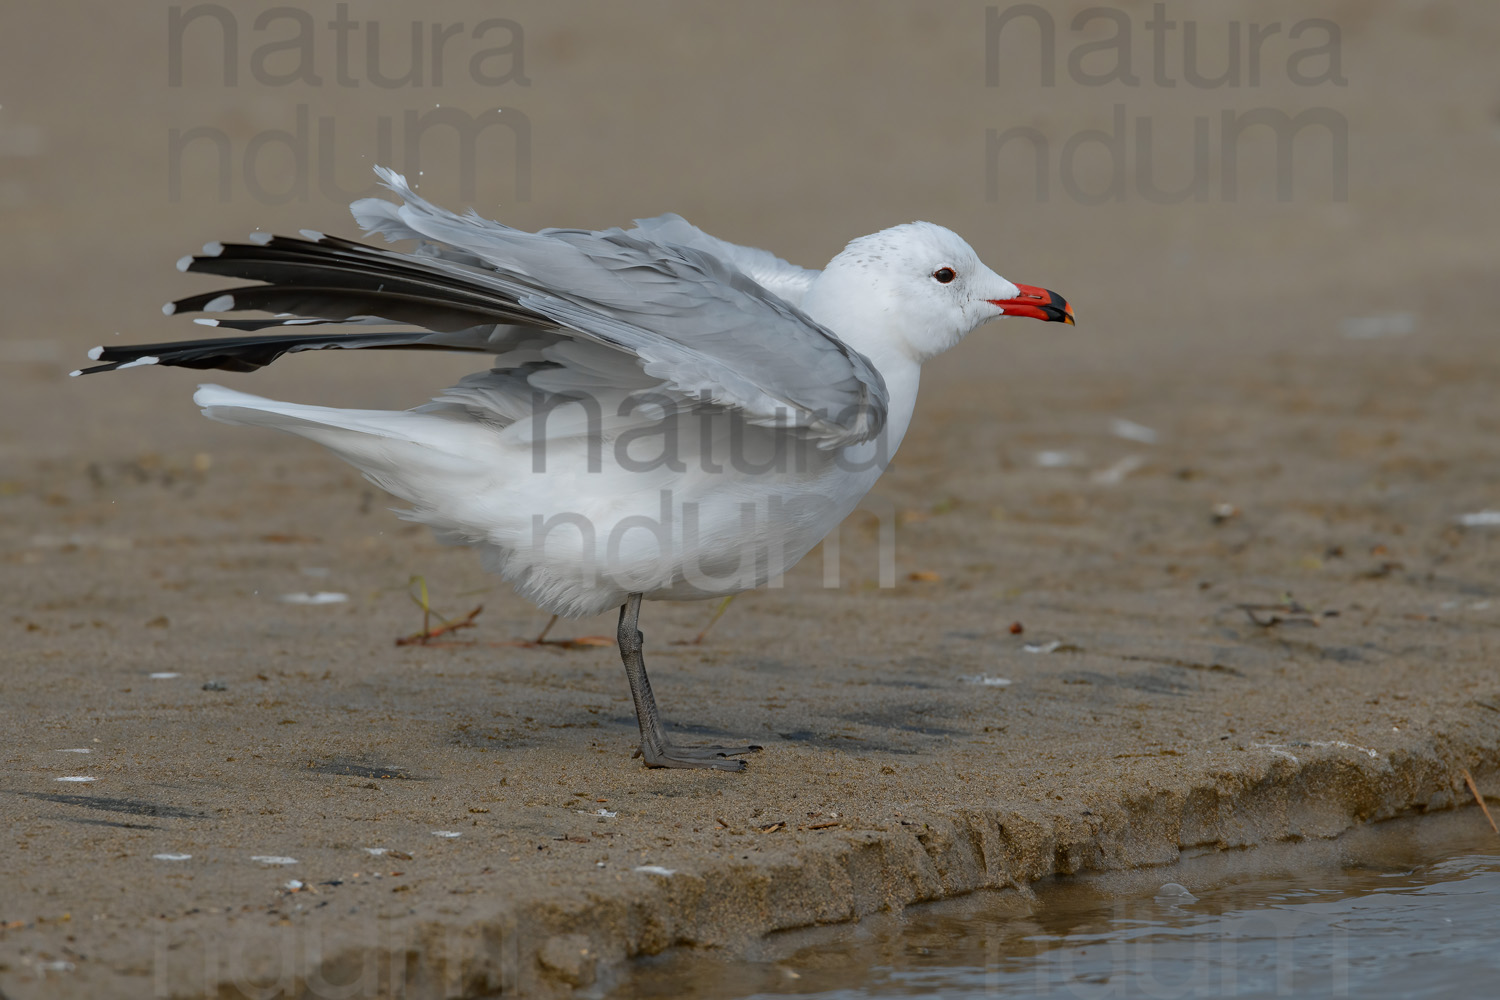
(469, 418, 893, 617)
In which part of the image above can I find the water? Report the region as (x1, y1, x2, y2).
(611, 808, 1500, 1000)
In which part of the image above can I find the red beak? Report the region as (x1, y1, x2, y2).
(986, 284, 1075, 325)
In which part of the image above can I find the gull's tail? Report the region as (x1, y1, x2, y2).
(193, 384, 499, 507)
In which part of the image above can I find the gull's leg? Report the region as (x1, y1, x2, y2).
(534, 614, 559, 644)
(617, 593, 761, 771)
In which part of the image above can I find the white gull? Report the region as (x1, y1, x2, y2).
(76, 168, 1073, 770)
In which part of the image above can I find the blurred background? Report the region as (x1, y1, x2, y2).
(2, 0, 1497, 620)
(4, 1, 1495, 449)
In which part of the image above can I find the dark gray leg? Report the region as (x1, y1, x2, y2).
(617, 593, 761, 771)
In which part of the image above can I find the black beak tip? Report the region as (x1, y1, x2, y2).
(1049, 292, 1075, 326)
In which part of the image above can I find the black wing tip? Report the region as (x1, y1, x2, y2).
(72, 356, 161, 376)
(83, 229, 529, 377)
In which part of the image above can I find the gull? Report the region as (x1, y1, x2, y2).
(75, 168, 1073, 771)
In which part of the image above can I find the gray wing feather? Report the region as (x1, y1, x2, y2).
(625, 214, 819, 307)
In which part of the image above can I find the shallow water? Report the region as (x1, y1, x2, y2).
(611, 808, 1500, 999)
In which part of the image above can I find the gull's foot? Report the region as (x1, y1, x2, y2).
(635, 742, 763, 772)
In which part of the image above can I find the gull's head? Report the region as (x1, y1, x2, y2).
(804, 222, 1073, 365)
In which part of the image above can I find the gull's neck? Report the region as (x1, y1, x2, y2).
(800, 274, 925, 463)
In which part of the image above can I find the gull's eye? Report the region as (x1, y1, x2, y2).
(932, 267, 956, 284)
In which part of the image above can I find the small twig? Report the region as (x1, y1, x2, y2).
(496, 612, 614, 649)
(1461, 769, 1499, 835)
(397, 605, 483, 646)
(673, 594, 736, 646)
(500, 633, 614, 649)
(398, 575, 486, 645)
(408, 575, 435, 637)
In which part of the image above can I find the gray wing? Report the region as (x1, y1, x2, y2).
(351, 169, 882, 446)
(79, 169, 885, 449)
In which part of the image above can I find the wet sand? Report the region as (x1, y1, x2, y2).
(3, 3, 1499, 996)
